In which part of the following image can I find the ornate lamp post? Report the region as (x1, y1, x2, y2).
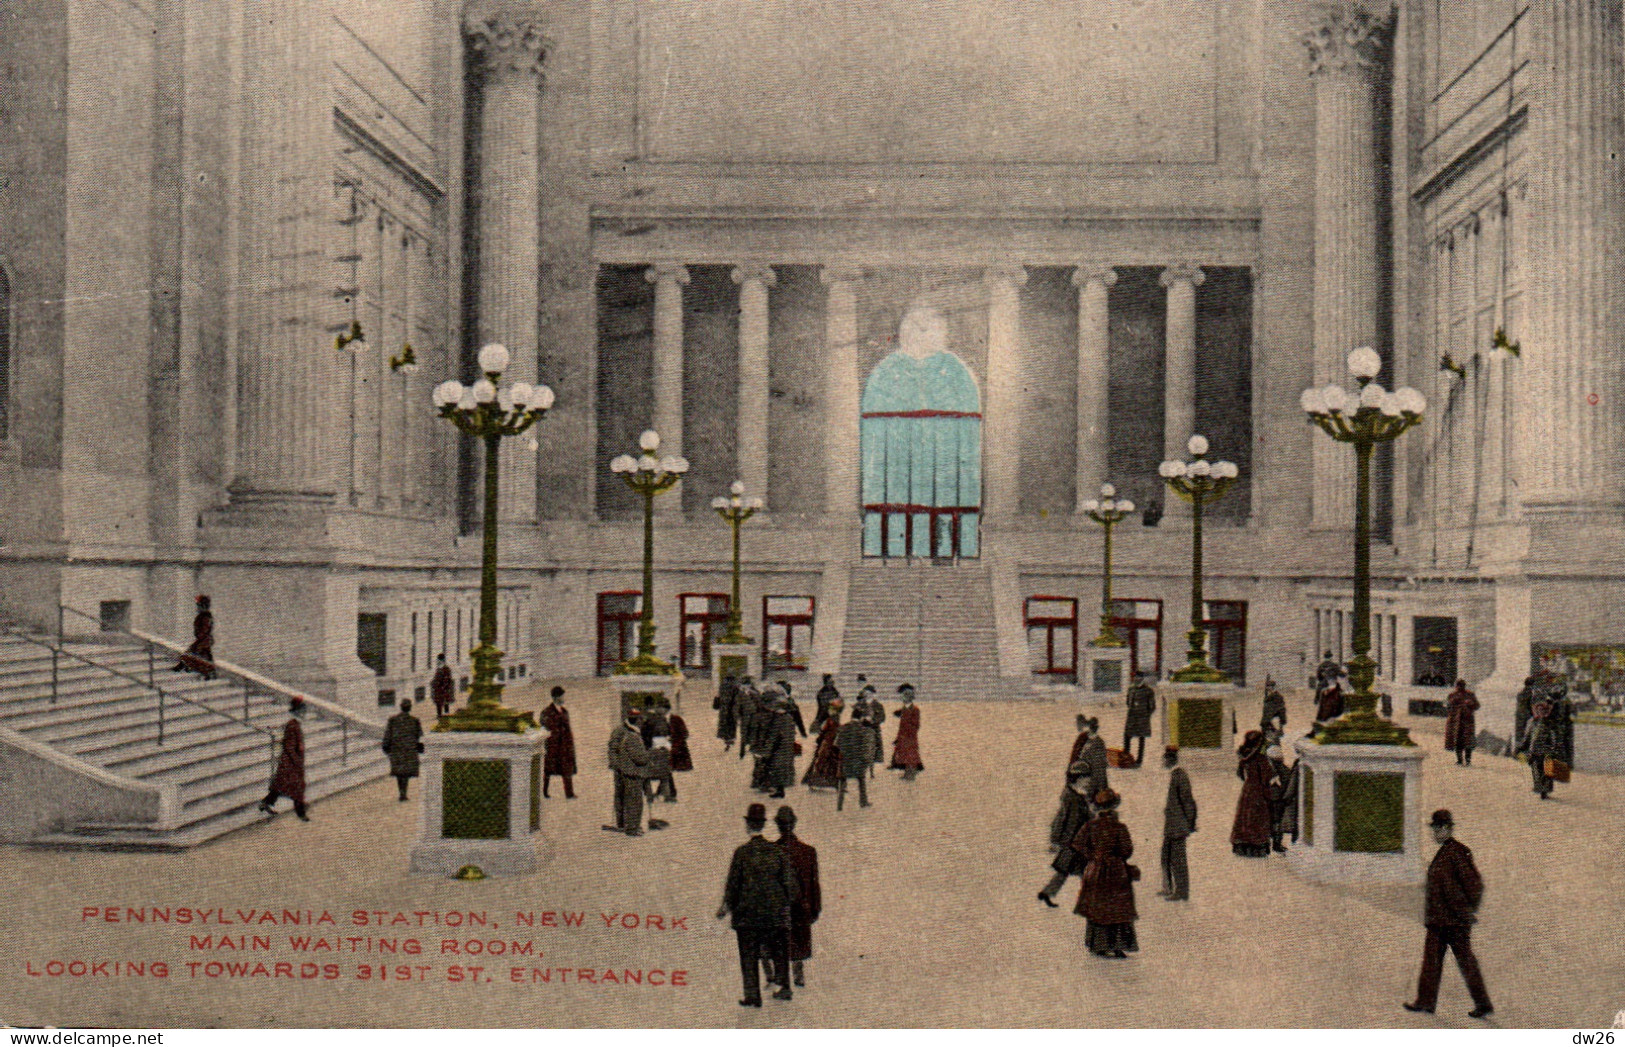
(609, 430, 688, 676)
(1081, 483, 1135, 647)
(711, 481, 763, 645)
(430, 343, 554, 732)
(1301, 346, 1425, 743)
(1159, 435, 1239, 683)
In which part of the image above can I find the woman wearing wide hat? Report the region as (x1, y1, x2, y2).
(890, 684, 923, 780)
(1070, 788, 1138, 957)
(1231, 730, 1274, 856)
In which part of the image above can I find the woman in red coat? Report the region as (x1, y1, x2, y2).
(1071, 789, 1137, 958)
(802, 703, 844, 789)
(259, 698, 309, 821)
(1444, 679, 1480, 766)
(1231, 730, 1274, 856)
(890, 685, 923, 780)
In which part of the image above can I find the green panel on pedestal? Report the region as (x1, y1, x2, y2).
(1302, 766, 1314, 847)
(529, 754, 541, 832)
(719, 655, 747, 685)
(1175, 698, 1224, 748)
(1092, 661, 1121, 694)
(443, 759, 511, 840)
(1333, 770, 1404, 853)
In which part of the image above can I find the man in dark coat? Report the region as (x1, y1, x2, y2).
(781, 682, 808, 738)
(773, 806, 821, 989)
(811, 674, 839, 735)
(1122, 675, 1156, 766)
(736, 677, 759, 761)
(1260, 677, 1288, 734)
(1513, 676, 1536, 752)
(606, 709, 652, 836)
(1315, 651, 1342, 691)
(715, 674, 740, 750)
(716, 803, 797, 1006)
(1159, 746, 1197, 901)
(1523, 696, 1566, 799)
(1075, 718, 1110, 808)
(540, 686, 577, 799)
(173, 594, 217, 679)
(641, 705, 677, 806)
(381, 698, 424, 801)
(762, 694, 799, 799)
(1039, 770, 1095, 907)
(429, 654, 455, 718)
(1315, 682, 1345, 725)
(1444, 679, 1480, 765)
(835, 712, 873, 811)
(259, 698, 309, 821)
(1267, 744, 1298, 853)
(1405, 809, 1493, 1018)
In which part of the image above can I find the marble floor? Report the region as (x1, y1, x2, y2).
(2, 679, 1621, 1029)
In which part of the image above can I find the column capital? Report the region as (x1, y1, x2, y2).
(1159, 262, 1206, 288)
(819, 264, 865, 286)
(464, 9, 550, 79)
(1302, 3, 1393, 76)
(983, 265, 1029, 291)
(645, 263, 691, 286)
(730, 264, 778, 288)
(1070, 265, 1119, 289)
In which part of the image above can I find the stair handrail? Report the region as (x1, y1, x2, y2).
(2, 621, 277, 750)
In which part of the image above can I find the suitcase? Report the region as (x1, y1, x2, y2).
(1544, 757, 1572, 783)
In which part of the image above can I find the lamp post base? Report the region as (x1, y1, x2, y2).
(1287, 736, 1426, 886)
(1079, 644, 1131, 706)
(613, 672, 685, 722)
(613, 651, 680, 677)
(1160, 680, 1242, 766)
(711, 640, 758, 691)
(1170, 628, 1228, 683)
(438, 644, 536, 733)
(409, 729, 547, 877)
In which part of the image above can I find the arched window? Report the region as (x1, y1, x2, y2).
(0, 266, 10, 439)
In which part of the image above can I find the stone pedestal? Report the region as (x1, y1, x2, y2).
(1161, 681, 1241, 762)
(1287, 737, 1425, 886)
(1080, 645, 1131, 706)
(711, 640, 758, 694)
(410, 729, 547, 877)
(613, 671, 685, 721)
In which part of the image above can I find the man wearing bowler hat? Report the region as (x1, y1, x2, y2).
(717, 803, 798, 1006)
(1405, 809, 1494, 1019)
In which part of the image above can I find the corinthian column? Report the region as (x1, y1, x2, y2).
(1073, 266, 1117, 512)
(732, 265, 776, 507)
(1161, 263, 1204, 518)
(1303, 2, 1390, 530)
(230, 0, 342, 504)
(1523, 0, 1625, 513)
(466, 8, 548, 525)
(983, 266, 1028, 518)
(821, 266, 862, 515)
(647, 264, 690, 515)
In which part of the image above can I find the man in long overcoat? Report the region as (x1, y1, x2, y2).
(1075, 718, 1111, 807)
(835, 712, 873, 811)
(1260, 677, 1288, 734)
(773, 806, 821, 989)
(889, 684, 923, 779)
(716, 803, 798, 1006)
(715, 674, 740, 750)
(762, 694, 799, 799)
(736, 677, 760, 761)
(1444, 679, 1480, 765)
(1404, 810, 1494, 1018)
(1159, 746, 1197, 900)
(1122, 675, 1156, 766)
(381, 698, 424, 801)
(540, 686, 577, 799)
(259, 698, 309, 821)
(429, 654, 455, 718)
(606, 710, 652, 836)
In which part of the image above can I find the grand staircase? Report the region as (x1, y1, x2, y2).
(839, 561, 1010, 700)
(0, 627, 387, 850)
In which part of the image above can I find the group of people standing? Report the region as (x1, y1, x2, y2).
(1230, 727, 1298, 857)
(715, 802, 822, 1006)
(1515, 674, 1575, 799)
(603, 697, 693, 836)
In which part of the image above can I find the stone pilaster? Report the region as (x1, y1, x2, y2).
(230, 0, 343, 504)
(821, 266, 862, 516)
(983, 265, 1028, 518)
(731, 265, 776, 507)
(466, 8, 548, 526)
(1523, 0, 1625, 513)
(1161, 263, 1204, 517)
(646, 264, 690, 515)
(1072, 266, 1117, 512)
(1303, 2, 1391, 531)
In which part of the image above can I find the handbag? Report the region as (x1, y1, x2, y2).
(1544, 757, 1571, 783)
(1126, 863, 1142, 882)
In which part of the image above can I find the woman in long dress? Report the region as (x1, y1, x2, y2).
(1444, 679, 1480, 765)
(802, 702, 844, 789)
(1231, 730, 1274, 857)
(890, 685, 923, 780)
(1071, 789, 1138, 958)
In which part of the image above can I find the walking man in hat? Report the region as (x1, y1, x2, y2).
(260, 698, 309, 821)
(540, 686, 577, 799)
(774, 806, 821, 989)
(1158, 746, 1197, 900)
(606, 708, 653, 836)
(1405, 809, 1494, 1019)
(717, 803, 798, 1006)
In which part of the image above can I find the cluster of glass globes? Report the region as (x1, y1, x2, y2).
(430, 344, 556, 415)
(610, 430, 690, 478)
(1159, 435, 1239, 481)
(711, 480, 764, 514)
(1299, 346, 1426, 419)
(1081, 483, 1134, 516)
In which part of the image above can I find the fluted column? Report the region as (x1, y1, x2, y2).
(983, 266, 1028, 517)
(1161, 263, 1204, 517)
(1072, 266, 1117, 512)
(732, 265, 776, 507)
(466, 8, 548, 525)
(821, 266, 862, 515)
(1303, 3, 1390, 530)
(1523, 0, 1625, 513)
(230, 0, 342, 503)
(647, 263, 690, 515)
